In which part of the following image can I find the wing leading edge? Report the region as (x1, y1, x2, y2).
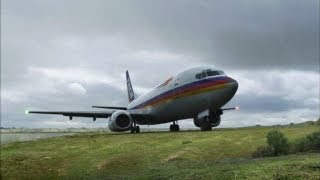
(27, 109, 152, 120)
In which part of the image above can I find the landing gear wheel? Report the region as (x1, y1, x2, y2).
(130, 127, 135, 133)
(130, 126, 140, 133)
(174, 124, 179, 131)
(170, 124, 180, 132)
(200, 123, 212, 131)
(135, 126, 140, 133)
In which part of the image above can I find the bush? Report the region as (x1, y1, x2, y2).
(252, 146, 274, 158)
(293, 137, 311, 152)
(292, 131, 320, 153)
(266, 130, 289, 156)
(306, 131, 320, 150)
(308, 121, 315, 125)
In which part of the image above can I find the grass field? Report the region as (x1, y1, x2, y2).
(1, 123, 319, 179)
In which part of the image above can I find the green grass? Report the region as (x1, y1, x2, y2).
(1, 124, 319, 179)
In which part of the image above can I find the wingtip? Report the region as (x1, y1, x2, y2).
(25, 110, 30, 115)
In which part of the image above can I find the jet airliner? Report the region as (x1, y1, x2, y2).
(27, 66, 238, 133)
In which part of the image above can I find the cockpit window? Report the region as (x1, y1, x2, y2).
(206, 69, 220, 76)
(195, 69, 224, 79)
(201, 71, 207, 78)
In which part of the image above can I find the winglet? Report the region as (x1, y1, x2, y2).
(126, 70, 135, 102)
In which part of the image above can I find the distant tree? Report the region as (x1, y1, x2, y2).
(289, 123, 294, 126)
(317, 118, 320, 126)
(266, 130, 289, 156)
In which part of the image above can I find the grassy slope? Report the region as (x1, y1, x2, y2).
(1, 124, 319, 179)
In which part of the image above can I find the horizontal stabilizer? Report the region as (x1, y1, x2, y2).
(92, 106, 127, 110)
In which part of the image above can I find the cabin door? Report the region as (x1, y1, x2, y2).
(173, 77, 180, 97)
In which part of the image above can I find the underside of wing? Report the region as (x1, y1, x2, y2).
(27, 109, 152, 120)
(27, 110, 116, 119)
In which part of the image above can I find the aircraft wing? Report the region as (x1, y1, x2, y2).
(27, 110, 115, 118)
(27, 109, 152, 120)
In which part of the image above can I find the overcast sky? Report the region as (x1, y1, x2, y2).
(1, 0, 319, 129)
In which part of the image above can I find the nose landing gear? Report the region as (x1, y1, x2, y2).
(200, 116, 212, 131)
(170, 121, 180, 132)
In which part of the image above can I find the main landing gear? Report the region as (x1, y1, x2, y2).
(130, 121, 140, 133)
(170, 121, 180, 132)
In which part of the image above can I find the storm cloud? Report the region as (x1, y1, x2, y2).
(1, 0, 319, 128)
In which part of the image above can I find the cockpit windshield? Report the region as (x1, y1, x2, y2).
(195, 69, 225, 79)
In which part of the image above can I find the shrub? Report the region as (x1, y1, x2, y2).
(266, 130, 289, 156)
(292, 131, 320, 153)
(252, 146, 274, 158)
(293, 137, 311, 152)
(306, 131, 320, 150)
(308, 121, 315, 125)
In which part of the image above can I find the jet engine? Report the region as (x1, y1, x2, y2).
(108, 110, 133, 132)
(193, 111, 222, 128)
(193, 116, 220, 126)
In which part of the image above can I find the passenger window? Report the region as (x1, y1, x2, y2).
(195, 73, 201, 79)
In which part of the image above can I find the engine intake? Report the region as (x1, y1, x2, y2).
(194, 112, 221, 128)
(108, 110, 132, 132)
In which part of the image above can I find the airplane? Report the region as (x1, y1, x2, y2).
(27, 65, 238, 133)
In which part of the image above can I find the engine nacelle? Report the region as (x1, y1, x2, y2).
(210, 116, 221, 127)
(108, 110, 133, 132)
(193, 116, 221, 127)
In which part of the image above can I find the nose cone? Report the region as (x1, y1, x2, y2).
(228, 77, 238, 95)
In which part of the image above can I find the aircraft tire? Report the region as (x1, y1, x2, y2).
(170, 125, 174, 132)
(135, 126, 140, 133)
(174, 125, 180, 132)
(200, 123, 212, 131)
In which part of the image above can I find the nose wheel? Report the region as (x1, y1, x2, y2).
(170, 121, 180, 132)
(200, 116, 212, 131)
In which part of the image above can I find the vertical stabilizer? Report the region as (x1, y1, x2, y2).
(126, 70, 135, 102)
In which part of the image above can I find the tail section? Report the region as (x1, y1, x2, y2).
(126, 70, 135, 102)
